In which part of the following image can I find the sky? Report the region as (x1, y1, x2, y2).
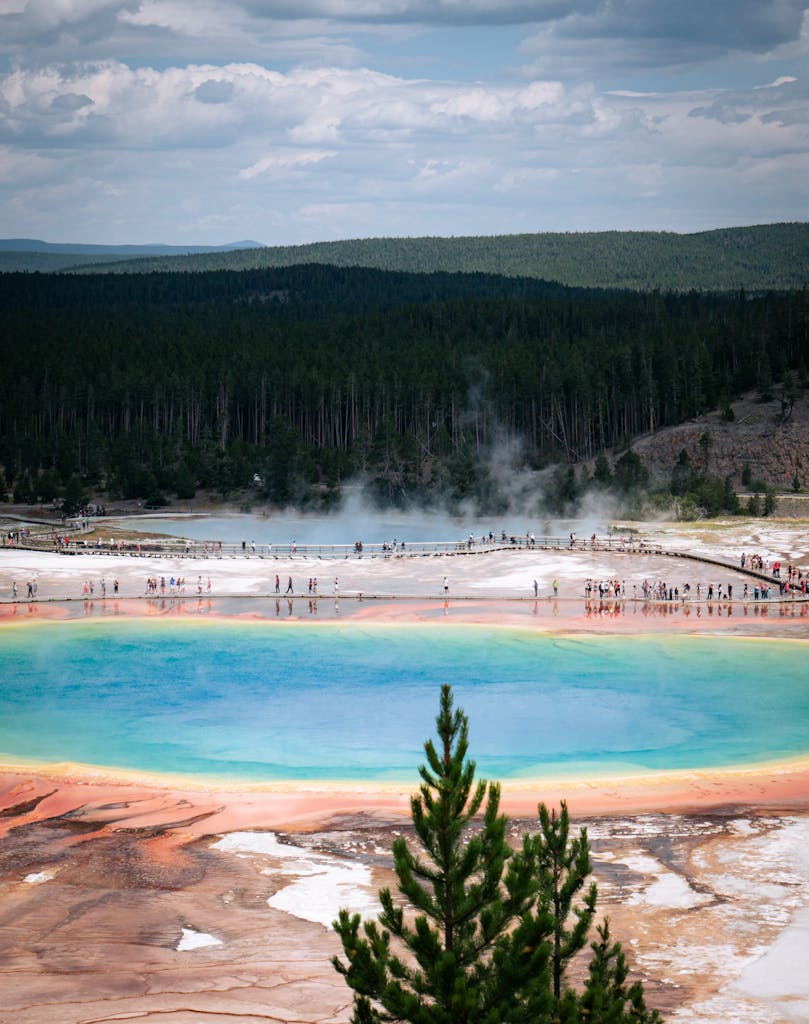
(0, 0, 808, 245)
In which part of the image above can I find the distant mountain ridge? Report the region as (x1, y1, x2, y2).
(0, 239, 265, 273)
(41, 223, 809, 291)
(0, 238, 264, 254)
(1, 224, 807, 290)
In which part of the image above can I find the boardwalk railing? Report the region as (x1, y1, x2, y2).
(1, 518, 90, 549)
(2, 523, 804, 597)
(5, 533, 664, 560)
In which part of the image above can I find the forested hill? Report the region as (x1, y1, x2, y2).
(1, 263, 582, 313)
(54, 222, 809, 292)
(1, 264, 807, 513)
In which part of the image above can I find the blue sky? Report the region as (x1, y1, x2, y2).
(0, 0, 807, 245)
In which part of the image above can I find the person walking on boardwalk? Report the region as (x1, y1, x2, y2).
(552, 579, 558, 597)
(443, 576, 449, 595)
(533, 579, 538, 597)
(285, 576, 294, 595)
(275, 574, 280, 594)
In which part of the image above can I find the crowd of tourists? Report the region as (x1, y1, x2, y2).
(578, 575, 783, 603)
(144, 575, 212, 596)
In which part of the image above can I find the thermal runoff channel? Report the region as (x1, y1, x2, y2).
(1, 622, 806, 783)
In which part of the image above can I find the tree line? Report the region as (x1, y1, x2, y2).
(0, 265, 807, 513)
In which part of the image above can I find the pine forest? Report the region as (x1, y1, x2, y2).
(1, 264, 808, 513)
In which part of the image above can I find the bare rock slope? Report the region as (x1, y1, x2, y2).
(629, 393, 809, 495)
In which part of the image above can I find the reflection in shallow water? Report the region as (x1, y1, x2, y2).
(4, 591, 807, 625)
(583, 598, 809, 620)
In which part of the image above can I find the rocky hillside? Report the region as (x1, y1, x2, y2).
(630, 391, 809, 493)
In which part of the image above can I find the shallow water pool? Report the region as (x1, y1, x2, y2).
(1, 622, 806, 783)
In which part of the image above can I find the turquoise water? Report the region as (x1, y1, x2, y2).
(0, 622, 807, 782)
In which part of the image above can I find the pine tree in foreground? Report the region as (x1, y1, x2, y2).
(575, 920, 662, 1024)
(534, 802, 597, 1001)
(332, 684, 663, 1024)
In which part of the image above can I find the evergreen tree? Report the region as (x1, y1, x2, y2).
(614, 451, 648, 492)
(722, 476, 741, 515)
(534, 802, 598, 1001)
(697, 431, 712, 474)
(778, 370, 799, 423)
(332, 684, 554, 1024)
(577, 920, 662, 1024)
(172, 463, 197, 500)
(593, 453, 613, 487)
(34, 469, 61, 504)
(62, 473, 86, 516)
(757, 353, 774, 402)
(333, 687, 663, 1024)
(670, 450, 692, 497)
(13, 471, 35, 505)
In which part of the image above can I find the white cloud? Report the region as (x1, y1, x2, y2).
(430, 88, 506, 122)
(518, 0, 809, 78)
(119, 0, 235, 36)
(289, 116, 341, 143)
(1, 1, 807, 244)
(411, 156, 491, 192)
(19, 0, 129, 32)
(757, 75, 799, 88)
(1, 57, 806, 242)
(238, 148, 335, 179)
(1, 1, 368, 69)
(4, 1, 807, 78)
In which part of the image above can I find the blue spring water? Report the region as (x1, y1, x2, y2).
(0, 621, 806, 783)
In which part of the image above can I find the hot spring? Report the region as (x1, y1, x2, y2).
(1, 621, 806, 783)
